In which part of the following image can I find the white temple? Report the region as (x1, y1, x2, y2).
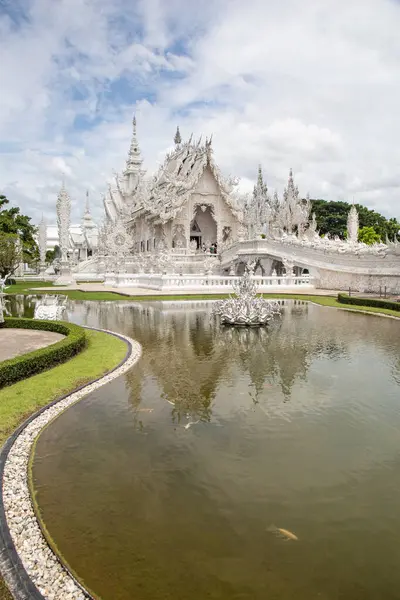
(37, 115, 400, 294)
(103, 117, 244, 254)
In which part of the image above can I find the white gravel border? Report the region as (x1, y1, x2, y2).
(1, 328, 142, 600)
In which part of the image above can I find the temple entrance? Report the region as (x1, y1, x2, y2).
(190, 205, 217, 252)
(190, 235, 201, 249)
(190, 220, 202, 250)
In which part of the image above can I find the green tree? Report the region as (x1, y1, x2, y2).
(0, 232, 20, 277)
(46, 245, 60, 264)
(0, 195, 38, 269)
(310, 199, 400, 241)
(358, 226, 381, 245)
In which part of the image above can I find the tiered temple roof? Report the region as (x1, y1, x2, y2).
(103, 118, 244, 224)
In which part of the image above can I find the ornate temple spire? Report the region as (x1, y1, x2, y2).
(245, 165, 271, 237)
(254, 165, 268, 195)
(257, 164, 263, 187)
(125, 115, 143, 174)
(277, 168, 310, 235)
(85, 189, 90, 212)
(347, 203, 359, 244)
(174, 126, 182, 146)
(83, 190, 96, 230)
(287, 168, 295, 195)
(38, 214, 47, 271)
(56, 183, 71, 266)
(123, 114, 145, 194)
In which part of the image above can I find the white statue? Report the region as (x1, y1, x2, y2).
(38, 215, 47, 272)
(34, 295, 67, 321)
(347, 204, 359, 244)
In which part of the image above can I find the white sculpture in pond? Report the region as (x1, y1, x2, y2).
(34, 296, 67, 321)
(213, 267, 282, 326)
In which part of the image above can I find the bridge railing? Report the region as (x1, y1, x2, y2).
(103, 273, 314, 290)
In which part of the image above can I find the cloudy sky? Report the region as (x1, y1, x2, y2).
(1, 0, 400, 225)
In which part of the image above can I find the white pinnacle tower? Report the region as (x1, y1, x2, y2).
(56, 183, 72, 282)
(347, 200, 359, 244)
(123, 115, 144, 193)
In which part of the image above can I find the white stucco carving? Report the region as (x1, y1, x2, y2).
(33, 296, 67, 321)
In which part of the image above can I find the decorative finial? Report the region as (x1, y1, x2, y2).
(257, 164, 263, 185)
(174, 126, 182, 146)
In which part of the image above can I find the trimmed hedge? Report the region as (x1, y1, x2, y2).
(0, 318, 87, 389)
(337, 293, 400, 312)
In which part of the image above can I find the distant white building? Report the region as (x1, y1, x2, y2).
(45, 192, 98, 261)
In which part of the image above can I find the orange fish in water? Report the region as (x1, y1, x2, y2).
(267, 525, 299, 541)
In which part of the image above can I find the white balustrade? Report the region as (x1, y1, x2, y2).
(109, 273, 314, 291)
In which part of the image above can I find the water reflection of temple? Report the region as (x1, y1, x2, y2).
(72, 301, 338, 418)
(53, 299, 400, 424)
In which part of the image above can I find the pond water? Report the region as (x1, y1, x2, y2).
(30, 300, 400, 600)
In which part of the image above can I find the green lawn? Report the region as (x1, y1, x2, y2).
(5, 280, 53, 294)
(281, 294, 400, 318)
(0, 329, 128, 447)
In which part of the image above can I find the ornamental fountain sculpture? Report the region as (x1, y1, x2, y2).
(213, 266, 282, 326)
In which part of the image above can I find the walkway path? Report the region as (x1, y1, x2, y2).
(0, 329, 64, 362)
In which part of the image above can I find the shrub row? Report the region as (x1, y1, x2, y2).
(337, 293, 400, 312)
(0, 318, 87, 389)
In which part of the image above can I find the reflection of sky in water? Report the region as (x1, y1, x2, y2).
(31, 300, 400, 600)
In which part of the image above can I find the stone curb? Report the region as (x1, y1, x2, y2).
(0, 327, 142, 600)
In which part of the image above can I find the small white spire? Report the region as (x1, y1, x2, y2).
(125, 114, 143, 174)
(85, 190, 90, 214)
(174, 125, 182, 146)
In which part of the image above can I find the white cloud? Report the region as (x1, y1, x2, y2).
(1, 0, 400, 225)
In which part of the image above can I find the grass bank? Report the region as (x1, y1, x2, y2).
(296, 294, 400, 318)
(5, 280, 53, 294)
(0, 328, 128, 448)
